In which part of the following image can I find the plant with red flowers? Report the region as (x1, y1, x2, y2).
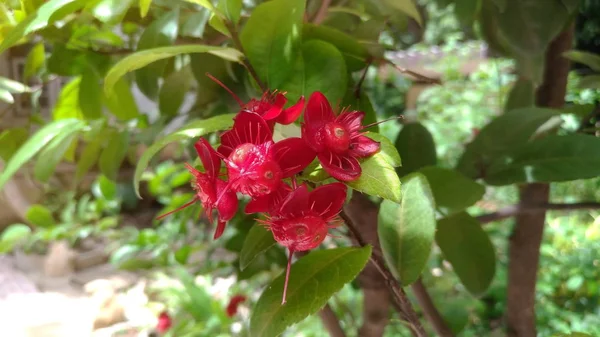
(156, 311, 172, 334)
(226, 295, 248, 317)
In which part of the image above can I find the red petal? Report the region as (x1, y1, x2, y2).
(278, 184, 309, 216)
(213, 220, 226, 239)
(261, 93, 287, 120)
(301, 122, 325, 153)
(245, 194, 270, 214)
(308, 182, 347, 220)
(215, 179, 238, 222)
(219, 112, 273, 157)
(336, 111, 365, 135)
(317, 150, 361, 182)
(194, 138, 221, 178)
(304, 92, 334, 127)
(276, 96, 305, 125)
(350, 135, 380, 158)
(272, 137, 316, 178)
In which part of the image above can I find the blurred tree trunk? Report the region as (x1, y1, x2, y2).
(506, 23, 574, 337)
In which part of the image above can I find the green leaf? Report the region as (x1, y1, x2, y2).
(91, 0, 133, 23)
(208, 12, 230, 36)
(456, 107, 559, 178)
(347, 152, 402, 203)
(158, 65, 193, 116)
(0, 128, 29, 162)
(79, 67, 103, 119)
(174, 245, 192, 264)
(98, 174, 117, 199)
(342, 89, 378, 132)
(135, 9, 179, 99)
(240, 224, 276, 271)
(505, 78, 534, 112)
(0, 224, 32, 253)
(563, 50, 600, 71)
(0, 119, 84, 191)
(250, 246, 371, 337)
(395, 123, 437, 177)
(0, 89, 14, 104)
(378, 173, 435, 285)
(104, 78, 140, 120)
(302, 24, 368, 71)
(183, 0, 215, 12)
(454, 0, 480, 25)
(139, 0, 151, 17)
(419, 167, 485, 216)
(33, 129, 80, 182)
(134, 113, 235, 197)
(24, 43, 46, 79)
(578, 75, 600, 89)
(47, 44, 111, 77)
(104, 45, 243, 95)
(485, 134, 600, 185)
(436, 212, 496, 296)
(240, 0, 305, 88)
(0, 0, 74, 53)
(0, 77, 33, 93)
(381, 0, 422, 25)
(281, 39, 348, 107)
(363, 132, 401, 167)
(216, 0, 241, 24)
(75, 138, 104, 184)
(99, 130, 130, 180)
(25, 204, 56, 228)
(52, 77, 84, 120)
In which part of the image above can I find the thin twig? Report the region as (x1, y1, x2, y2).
(311, 0, 332, 24)
(225, 21, 267, 92)
(386, 60, 442, 85)
(354, 57, 373, 98)
(476, 202, 600, 224)
(340, 210, 427, 337)
(319, 304, 347, 337)
(411, 278, 454, 337)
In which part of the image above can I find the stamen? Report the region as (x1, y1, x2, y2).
(156, 198, 199, 220)
(362, 116, 403, 129)
(282, 248, 295, 305)
(205, 72, 244, 106)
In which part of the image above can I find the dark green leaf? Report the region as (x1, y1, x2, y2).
(190, 53, 228, 104)
(456, 107, 559, 178)
(25, 204, 56, 228)
(485, 134, 600, 185)
(436, 212, 496, 296)
(135, 9, 179, 99)
(505, 78, 534, 112)
(381, 0, 422, 25)
(281, 39, 347, 106)
(0, 119, 85, 190)
(75, 137, 104, 184)
(99, 130, 130, 180)
(250, 246, 371, 337)
(347, 151, 401, 203)
(240, 224, 276, 271)
(378, 173, 435, 285)
(34, 129, 80, 182)
(563, 50, 600, 71)
(454, 0, 480, 25)
(104, 45, 243, 94)
(0, 128, 29, 162)
(0, 224, 32, 253)
(47, 44, 111, 76)
(104, 78, 140, 120)
(158, 65, 194, 116)
(419, 167, 485, 216)
(395, 123, 437, 177)
(578, 75, 600, 89)
(79, 67, 103, 119)
(302, 24, 368, 71)
(363, 132, 401, 167)
(240, 0, 305, 88)
(134, 113, 236, 197)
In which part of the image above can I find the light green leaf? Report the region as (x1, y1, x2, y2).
(79, 67, 103, 119)
(456, 107, 560, 178)
(281, 39, 347, 107)
(485, 134, 600, 185)
(208, 13, 229, 36)
(240, 0, 305, 88)
(104, 45, 243, 95)
(250, 246, 371, 337)
(25, 204, 56, 228)
(0, 89, 14, 104)
(0, 224, 32, 253)
(24, 43, 46, 79)
(91, 0, 133, 23)
(98, 174, 117, 199)
(158, 65, 194, 116)
(104, 78, 139, 120)
(216, 0, 241, 24)
(382, 0, 422, 25)
(378, 173, 435, 285)
(53, 77, 84, 120)
(99, 130, 130, 180)
(563, 50, 600, 71)
(135, 9, 179, 99)
(134, 113, 236, 197)
(139, 0, 151, 17)
(0, 76, 33, 93)
(436, 212, 496, 296)
(395, 122, 437, 177)
(34, 129, 80, 182)
(302, 24, 368, 71)
(347, 152, 402, 203)
(75, 137, 104, 184)
(363, 132, 401, 167)
(0, 119, 84, 191)
(419, 166, 485, 216)
(240, 224, 276, 271)
(182, 0, 215, 12)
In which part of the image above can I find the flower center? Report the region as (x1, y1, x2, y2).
(270, 215, 328, 251)
(226, 143, 283, 197)
(324, 122, 351, 154)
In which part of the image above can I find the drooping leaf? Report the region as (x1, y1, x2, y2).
(99, 130, 130, 180)
(75, 137, 104, 184)
(240, 224, 276, 271)
(0, 77, 33, 93)
(0, 89, 14, 104)
(395, 122, 437, 177)
(485, 134, 600, 185)
(363, 132, 401, 167)
(134, 113, 236, 197)
(347, 152, 402, 203)
(250, 246, 371, 337)
(104, 78, 140, 120)
(79, 66, 103, 119)
(456, 107, 559, 178)
(378, 173, 435, 285)
(302, 24, 368, 71)
(240, 0, 305, 88)
(104, 45, 243, 95)
(419, 166, 485, 216)
(0, 119, 85, 191)
(34, 129, 80, 182)
(563, 50, 600, 71)
(505, 78, 534, 112)
(135, 8, 179, 99)
(436, 212, 496, 296)
(281, 40, 348, 107)
(25, 204, 56, 228)
(158, 65, 194, 116)
(0, 224, 32, 253)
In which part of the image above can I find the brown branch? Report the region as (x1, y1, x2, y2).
(506, 23, 574, 337)
(411, 279, 454, 337)
(386, 60, 442, 85)
(341, 194, 427, 337)
(477, 202, 600, 224)
(319, 304, 347, 337)
(311, 0, 332, 24)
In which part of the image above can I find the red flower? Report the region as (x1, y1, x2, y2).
(226, 295, 247, 317)
(156, 311, 172, 333)
(301, 92, 380, 181)
(218, 112, 315, 199)
(157, 138, 238, 240)
(259, 183, 347, 304)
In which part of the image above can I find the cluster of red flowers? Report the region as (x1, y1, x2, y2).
(157, 76, 380, 303)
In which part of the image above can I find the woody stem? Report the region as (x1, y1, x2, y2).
(225, 21, 268, 92)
